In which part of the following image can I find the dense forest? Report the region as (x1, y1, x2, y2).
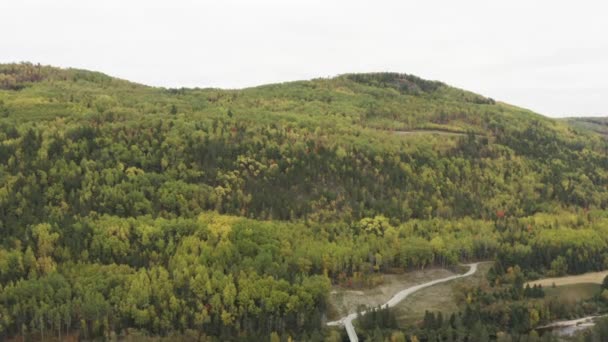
(1, 63, 608, 341)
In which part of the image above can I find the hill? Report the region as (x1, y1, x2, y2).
(1, 63, 606, 223)
(1, 63, 608, 340)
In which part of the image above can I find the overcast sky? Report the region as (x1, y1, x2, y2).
(2, 0, 607, 117)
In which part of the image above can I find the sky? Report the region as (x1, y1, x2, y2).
(2, 0, 607, 117)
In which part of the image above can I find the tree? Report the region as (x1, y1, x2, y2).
(529, 308, 540, 328)
(470, 321, 489, 342)
(390, 331, 406, 342)
(32, 223, 59, 274)
(549, 256, 567, 277)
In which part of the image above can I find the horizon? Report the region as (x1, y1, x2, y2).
(2, 0, 607, 118)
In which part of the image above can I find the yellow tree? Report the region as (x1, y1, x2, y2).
(32, 223, 59, 274)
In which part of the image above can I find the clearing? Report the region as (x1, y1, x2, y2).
(526, 271, 608, 288)
(328, 264, 480, 342)
(544, 283, 601, 303)
(327, 267, 456, 320)
(392, 262, 492, 325)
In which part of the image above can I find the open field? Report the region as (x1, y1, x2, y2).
(392, 262, 493, 326)
(544, 283, 601, 303)
(526, 271, 608, 287)
(327, 268, 456, 320)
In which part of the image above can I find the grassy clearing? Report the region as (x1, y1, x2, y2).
(544, 283, 601, 303)
(327, 268, 456, 320)
(527, 271, 608, 287)
(392, 262, 493, 326)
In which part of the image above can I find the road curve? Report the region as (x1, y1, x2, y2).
(327, 263, 480, 342)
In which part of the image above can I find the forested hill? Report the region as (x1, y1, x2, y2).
(1, 62, 608, 340)
(1, 63, 606, 227)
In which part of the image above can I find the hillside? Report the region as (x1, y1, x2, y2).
(1, 63, 606, 223)
(1, 63, 608, 340)
(565, 117, 608, 138)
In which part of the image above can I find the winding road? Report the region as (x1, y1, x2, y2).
(327, 263, 480, 342)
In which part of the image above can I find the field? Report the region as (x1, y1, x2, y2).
(527, 271, 608, 287)
(543, 283, 601, 303)
(392, 262, 493, 326)
(327, 268, 456, 320)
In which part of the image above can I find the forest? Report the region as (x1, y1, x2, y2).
(1, 63, 608, 341)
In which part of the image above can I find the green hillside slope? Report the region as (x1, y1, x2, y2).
(565, 116, 608, 138)
(1, 63, 608, 340)
(1, 63, 606, 225)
